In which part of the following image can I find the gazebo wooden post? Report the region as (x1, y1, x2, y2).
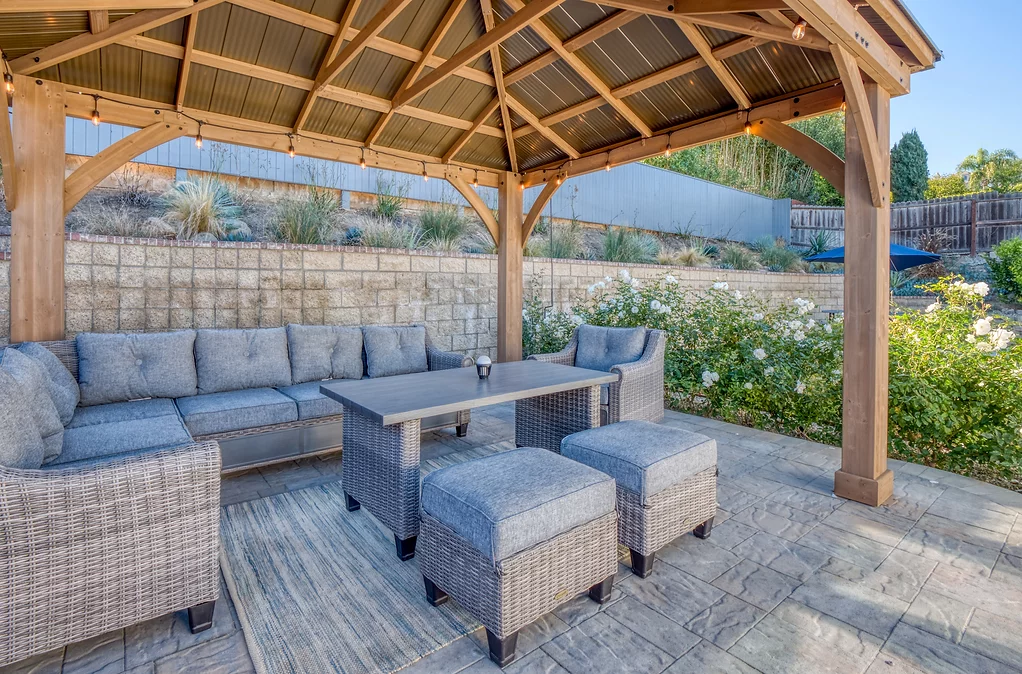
(836, 78, 893, 507)
(496, 171, 523, 362)
(10, 75, 67, 343)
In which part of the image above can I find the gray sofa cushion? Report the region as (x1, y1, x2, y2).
(277, 382, 345, 420)
(76, 331, 198, 406)
(363, 325, 428, 379)
(176, 388, 298, 437)
(195, 328, 292, 394)
(286, 324, 363, 384)
(67, 398, 181, 429)
(2, 348, 64, 462)
(574, 325, 647, 373)
(51, 414, 193, 467)
(421, 447, 616, 562)
(561, 421, 717, 504)
(17, 342, 80, 425)
(0, 368, 45, 469)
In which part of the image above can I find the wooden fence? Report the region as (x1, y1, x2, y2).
(790, 192, 1022, 255)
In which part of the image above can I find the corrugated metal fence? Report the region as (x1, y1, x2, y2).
(66, 118, 790, 244)
(791, 192, 1022, 254)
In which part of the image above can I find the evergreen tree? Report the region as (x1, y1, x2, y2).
(890, 130, 929, 202)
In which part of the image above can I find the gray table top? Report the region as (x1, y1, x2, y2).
(320, 360, 618, 425)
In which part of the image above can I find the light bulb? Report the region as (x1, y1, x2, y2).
(473, 174, 478, 188)
(605, 161, 611, 172)
(360, 157, 366, 170)
(195, 134, 203, 149)
(791, 18, 807, 41)
(555, 175, 562, 186)
(840, 98, 847, 112)
(664, 143, 671, 158)
(288, 143, 295, 159)
(519, 182, 524, 191)
(92, 109, 100, 126)
(423, 171, 428, 182)
(3, 73, 12, 94)
(744, 121, 752, 135)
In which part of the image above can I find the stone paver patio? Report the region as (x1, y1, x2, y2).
(4, 404, 1022, 674)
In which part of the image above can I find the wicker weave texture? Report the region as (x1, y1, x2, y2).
(617, 467, 717, 555)
(514, 385, 601, 452)
(0, 442, 222, 666)
(418, 511, 618, 639)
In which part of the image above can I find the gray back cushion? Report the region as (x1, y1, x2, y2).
(1, 348, 64, 462)
(286, 324, 364, 384)
(362, 326, 428, 379)
(195, 328, 293, 394)
(574, 325, 647, 372)
(0, 368, 45, 469)
(18, 342, 80, 426)
(77, 331, 198, 406)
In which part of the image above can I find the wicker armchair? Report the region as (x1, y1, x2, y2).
(0, 441, 221, 667)
(528, 327, 665, 425)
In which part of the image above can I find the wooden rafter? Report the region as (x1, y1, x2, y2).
(88, 10, 109, 33)
(443, 98, 500, 163)
(676, 21, 751, 109)
(392, 0, 566, 109)
(506, 97, 578, 159)
(665, 0, 787, 11)
(0, 0, 191, 10)
(365, 0, 468, 148)
(757, 9, 792, 28)
(294, 0, 414, 132)
(0, 96, 15, 211)
(448, 175, 499, 242)
(481, 0, 518, 173)
(504, 0, 652, 138)
(863, 0, 935, 67)
(831, 45, 886, 207)
(9, 0, 227, 74)
(751, 118, 844, 194)
(522, 179, 562, 243)
(174, 12, 197, 111)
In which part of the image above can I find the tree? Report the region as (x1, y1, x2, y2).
(890, 130, 928, 202)
(925, 173, 969, 199)
(958, 148, 1022, 193)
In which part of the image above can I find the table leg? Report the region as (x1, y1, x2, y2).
(514, 384, 601, 452)
(341, 407, 422, 560)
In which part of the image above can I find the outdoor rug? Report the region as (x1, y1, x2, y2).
(220, 480, 482, 674)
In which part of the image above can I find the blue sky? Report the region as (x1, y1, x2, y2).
(890, 0, 1022, 174)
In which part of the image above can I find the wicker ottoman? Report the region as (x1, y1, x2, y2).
(561, 421, 717, 579)
(418, 448, 618, 668)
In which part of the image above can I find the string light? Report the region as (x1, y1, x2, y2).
(473, 170, 479, 188)
(605, 159, 611, 172)
(91, 95, 101, 126)
(359, 147, 367, 170)
(518, 181, 524, 191)
(195, 121, 203, 150)
(664, 143, 672, 158)
(744, 120, 752, 135)
(422, 162, 428, 182)
(555, 174, 562, 186)
(287, 134, 295, 158)
(840, 98, 847, 112)
(3, 73, 12, 95)
(791, 18, 808, 41)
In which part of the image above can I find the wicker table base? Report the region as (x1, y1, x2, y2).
(514, 384, 602, 452)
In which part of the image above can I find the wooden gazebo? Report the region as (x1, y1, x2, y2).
(0, 0, 938, 507)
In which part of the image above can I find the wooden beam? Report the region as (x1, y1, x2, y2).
(496, 171, 523, 362)
(88, 10, 110, 33)
(443, 97, 500, 163)
(365, 0, 468, 147)
(751, 118, 844, 195)
(294, 0, 414, 132)
(676, 21, 751, 109)
(863, 0, 935, 67)
(174, 12, 197, 110)
(832, 45, 886, 207)
(506, 96, 579, 159)
(757, 9, 792, 28)
(9, 0, 227, 74)
(64, 121, 188, 215)
(785, 0, 911, 94)
(481, 0, 518, 173)
(836, 77, 893, 507)
(448, 175, 499, 243)
(522, 82, 844, 185)
(684, 12, 829, 50)
(523, 178, 561, 243)
(10, 75, 65, 342)
(393, 0, 566, 109)
(670, 0, 788, 11)
(505, 0, 652, 138)
(0, 100, 15, 211)
(0, 0, 191, 10)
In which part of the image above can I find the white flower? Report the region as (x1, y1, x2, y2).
(793, 330, 806, 342)
(824, 323, 833, 334)
(925, 302, 940, 313)
(630, 278, 641, 289)
(598, 302, 607, 311)
(976, 341, 994, 353)
(665, 274, 678, 284)
(744, 382, 753, 390)
(618, 269, 631, 281)
(751, 313, 764, 322)
(991, 328, 1015, 351)
(966, 334, 977, 343)
(764, 366, 775, 375)
(973, 282, 990, 297)
(793, 297, 815, 315)
(522, 309, 528, 317)
(795, 380, 806, 394)
(650, 299, 662, 311)
(586, 285, 596, 295)
(753, 348, 767, 361)
(734, 291, 743, 300)
(806, 318, 817, 331)
(712, 281, 729, 291)
(604, 276, 613, 283)
(571, 315, 584, 326)
(701, 370, 719, 388)
(631, 306, 639, 314)
(618, 312, 624, 319)
(973, 318, 992, 336)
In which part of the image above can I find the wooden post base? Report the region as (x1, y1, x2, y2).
(833, 469, 893, 507)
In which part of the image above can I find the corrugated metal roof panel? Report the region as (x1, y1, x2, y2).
(379, 0, 441, 51)
(0, 12, 88, 59)
(288, 27, 331, 78)
(726, 48, 786, 102)
(508, 60, 596, 117)
(270, 85, 308, 126)
(549, 105, 634, 155)
(144, 17, 186, 45)
(515, 130, 560, 171)
(221, 4, 271, 64)
(455, 134, 510, 170)
(57, 50, 103, 93)
(139, 50, 179, 104)
(194, 1, 231, 54)
(183, 62, 217, 110)
(434, 0, 485, 59)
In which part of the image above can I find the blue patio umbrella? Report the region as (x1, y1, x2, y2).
(805, 243, 940, 271)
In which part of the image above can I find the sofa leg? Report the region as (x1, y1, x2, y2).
(395, 535, 417, 561)
(423, 577, 449, 606)
(344, 492, 361, 512)
(187, 601, 215, 634)
(588, 575, 615, 604)
(694, 516, 714, 539)
(630, 549, 656, 579)
(456, 423, 468, 437)
(486, 629, 518, 668)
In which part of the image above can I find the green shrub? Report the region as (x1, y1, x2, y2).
(804, 230, 833, 258)
(602, 227, 658, 263)
(718, 244, 760, 270)
(530, 220, 584, 259)
(162, 177, 241, 240)
(987, 237, 1022, 299)
(657, 246, 710, 267)
(758, 242, 807, 273)
(522, 279, 581, 357)
(272, 186, 337, 245)
(75, 204, 175, 238)
(372, 177, 406, 220)
(347, 212, 420, 249)
(418, 202, 469, 252)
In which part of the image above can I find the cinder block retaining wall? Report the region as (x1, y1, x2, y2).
(0, 238, 844, 356)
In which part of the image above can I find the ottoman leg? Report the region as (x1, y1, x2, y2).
(395, 535, 418, 560)
(630, 550, 656, 579)
(344, 492, 361, 512)
(187, 601, 215, 634)
(486, 629, 519, 668)
(588, 575, 615, 604)
(694, 516, 714, 539)
(423, 577, 448, 606)
(456, 423, 468, 437)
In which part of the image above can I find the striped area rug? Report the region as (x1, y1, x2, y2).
(221, 464, 495, 674)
